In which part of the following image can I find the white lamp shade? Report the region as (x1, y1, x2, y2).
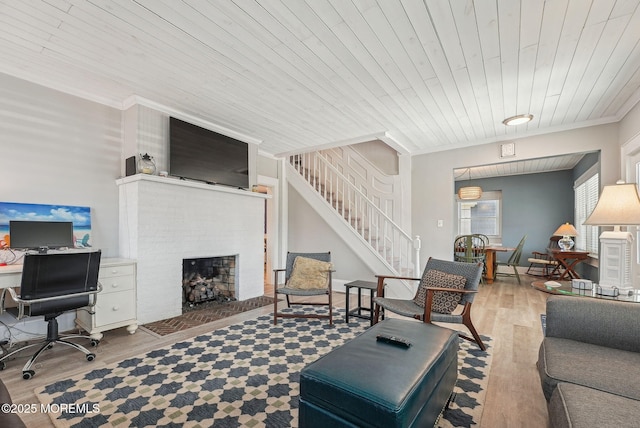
(553, 223, 578, 237)
(584, 183, 640, 226)
(458, 186, 482, 200)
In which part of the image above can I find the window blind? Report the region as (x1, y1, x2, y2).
(574, 171, 599, 255)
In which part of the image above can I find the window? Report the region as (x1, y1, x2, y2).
(457, 191, 502, 244)
(574, 166, 599, 255)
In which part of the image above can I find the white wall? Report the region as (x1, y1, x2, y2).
(411, 124, 621, 266)
(0, 73, 122, 257)
(287, 184, 375, 283)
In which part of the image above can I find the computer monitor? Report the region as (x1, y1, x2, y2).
(8, 221, 74, 251)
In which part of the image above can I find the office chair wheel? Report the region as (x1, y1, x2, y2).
(0, 361, 5, 370)
(90, 339, 99, 347)
(22, 370, 35, 380)
(86, 353, 96, 362)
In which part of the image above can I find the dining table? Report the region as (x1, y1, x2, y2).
(484, 246, 515, 284)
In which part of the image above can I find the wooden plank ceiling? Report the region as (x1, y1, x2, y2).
(1, 0, 640, 158)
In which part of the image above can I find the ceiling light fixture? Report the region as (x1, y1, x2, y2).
(457, 168, 482, 200)
(502, 114, 533, 126)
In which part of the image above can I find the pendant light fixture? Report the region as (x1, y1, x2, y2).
(457, 168, 482, 200)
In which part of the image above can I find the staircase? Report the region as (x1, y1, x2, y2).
(288, 149, 420, 282)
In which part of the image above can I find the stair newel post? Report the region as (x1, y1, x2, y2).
(413, 235, 421, 277)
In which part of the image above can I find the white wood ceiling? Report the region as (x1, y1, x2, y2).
(1, 0, 640, 157)
(453, 152, 587, 181)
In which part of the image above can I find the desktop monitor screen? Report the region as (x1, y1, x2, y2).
(9, 221, 74, 250)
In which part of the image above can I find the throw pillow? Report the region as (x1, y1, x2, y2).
(413, 269, 466, 314)
(286, 256, 332, 290)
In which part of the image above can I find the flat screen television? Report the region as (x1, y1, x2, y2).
(169, 117, 249, 189)
(9, 221, 74, 250)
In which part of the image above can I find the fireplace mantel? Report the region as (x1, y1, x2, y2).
(117, 174, 267, 324)
(116, 174, 269, 200)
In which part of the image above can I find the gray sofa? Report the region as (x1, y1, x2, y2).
(537, 295, 640, 427)
(0, 379, 25, 428)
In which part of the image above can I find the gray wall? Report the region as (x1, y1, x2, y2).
(0, 74, 122, 257)
(455, 170, 575, 265)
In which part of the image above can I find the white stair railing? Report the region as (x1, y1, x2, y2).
(291, 152, 420, 276)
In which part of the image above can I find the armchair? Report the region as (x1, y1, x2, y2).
(273, 252, 333, 325)
(373, 257, 485, 350)
(0, 251, 102, 380)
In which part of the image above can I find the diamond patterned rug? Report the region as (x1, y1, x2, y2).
(35, 308, 492, 427)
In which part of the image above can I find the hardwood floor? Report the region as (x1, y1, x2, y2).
(3, 275, 549, 427)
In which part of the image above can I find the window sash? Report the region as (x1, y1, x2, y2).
(457, 191, 502, 243)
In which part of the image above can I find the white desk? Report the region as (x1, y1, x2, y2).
(0, 258, 138, 340)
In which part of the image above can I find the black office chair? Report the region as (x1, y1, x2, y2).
(0, 251, 102, 379)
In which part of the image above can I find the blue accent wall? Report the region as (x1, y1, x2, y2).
(456, 170, 574, 266)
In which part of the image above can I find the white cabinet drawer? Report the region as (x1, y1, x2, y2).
(99, 264, 135, 279)
(95, 290, 136, 327)
(98, 274, 134, 294)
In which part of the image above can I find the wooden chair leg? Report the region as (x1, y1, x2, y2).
(463, 311, 486, 351)
(273, 289, 278, 326)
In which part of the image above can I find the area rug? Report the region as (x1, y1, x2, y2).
(142, 296, 276, 336)
(35, 308, 493, 427)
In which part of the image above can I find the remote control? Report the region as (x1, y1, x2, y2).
(376, 334, 412, 348)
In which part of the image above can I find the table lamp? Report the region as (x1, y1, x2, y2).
(553, 223, 578, 251)
(584, 181, 640, 289)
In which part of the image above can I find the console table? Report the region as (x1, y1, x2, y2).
(0, 257, 138, 340)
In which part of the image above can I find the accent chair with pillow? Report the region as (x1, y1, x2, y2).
(373, 257, 485, 350)
(273, 252, 334, 325)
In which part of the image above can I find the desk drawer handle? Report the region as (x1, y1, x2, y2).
(112, 306, 119, 311)
(111, 269, 120, 274)
(110, 283, 119, 288)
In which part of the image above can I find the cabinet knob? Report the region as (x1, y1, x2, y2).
(112, 306, 119, 311)
(110, 282, 119, 288)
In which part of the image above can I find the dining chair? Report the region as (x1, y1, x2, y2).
(495, 235, 527, 284)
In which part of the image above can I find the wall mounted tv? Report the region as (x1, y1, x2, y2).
(170, 117, 249, 189)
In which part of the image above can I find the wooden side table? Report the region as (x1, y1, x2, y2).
(344, 280, 379, 325)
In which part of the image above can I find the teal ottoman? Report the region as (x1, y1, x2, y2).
(299, 319, 458, 428)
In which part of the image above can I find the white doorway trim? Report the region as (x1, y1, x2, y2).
(258, 174, 279, 286)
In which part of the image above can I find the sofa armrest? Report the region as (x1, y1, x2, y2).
(545, 295, 640, 352)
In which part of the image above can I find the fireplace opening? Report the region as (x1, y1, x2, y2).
(182, 255, 237, 308)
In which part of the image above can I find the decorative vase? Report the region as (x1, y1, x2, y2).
(138, 153, 156, 175)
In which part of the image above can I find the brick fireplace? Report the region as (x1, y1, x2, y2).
(183, 255, 237, 306)
(117, 174, 268, 324)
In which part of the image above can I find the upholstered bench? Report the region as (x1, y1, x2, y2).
(299, 318, 458, 428)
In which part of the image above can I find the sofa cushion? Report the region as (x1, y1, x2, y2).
(549, 383, 640, 428)
(538, 337, 640, 401)
(414, 269, 466, 314)
(286, 256, 332, 290)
